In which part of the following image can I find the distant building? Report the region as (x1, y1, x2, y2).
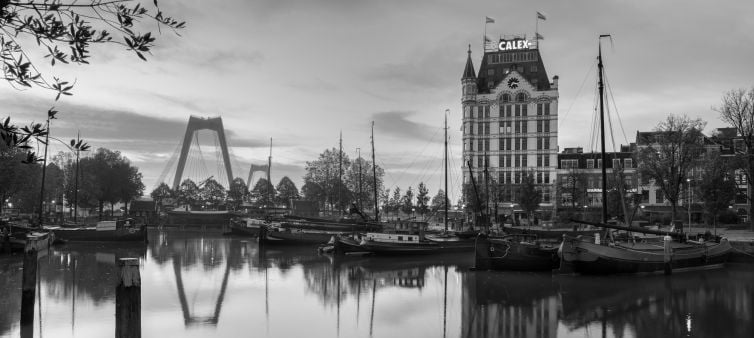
(461, 36, 559, 220)
(556, 146, 637, 216)
(130, 198, 157, 225)
(707, 127, 750, 222)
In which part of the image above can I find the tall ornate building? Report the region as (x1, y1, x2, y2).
(461, 37, 559, 220)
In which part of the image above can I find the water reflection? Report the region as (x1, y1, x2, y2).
(0, 231, 752, 338)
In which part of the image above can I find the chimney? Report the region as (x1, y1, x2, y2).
(552, 75, 559, 89)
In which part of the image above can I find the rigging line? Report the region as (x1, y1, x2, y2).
(446, 135, 462, 203)
(588, 84, 600, 153)
(605, 91, 618, 153)
(386, 126, 443, 189)
(196, 131, 211, 181)
(559, 59, 597, 128)
(603, 68, 630, 146)
(155, 138, 183, 189)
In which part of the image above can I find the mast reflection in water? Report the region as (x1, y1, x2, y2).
(0, 230, 752, 337)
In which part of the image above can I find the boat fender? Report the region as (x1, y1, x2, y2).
(595, 233, 601, 245)
(328, 236, 336, 244)
(360, 238, 368, 246)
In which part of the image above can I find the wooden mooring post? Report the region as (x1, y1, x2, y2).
(20, 236, 40, 338)
(116, 258, 141, 338)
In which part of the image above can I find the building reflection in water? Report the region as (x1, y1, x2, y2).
(1, 230, 753, 338)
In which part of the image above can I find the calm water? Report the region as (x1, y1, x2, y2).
(1, 230, 753, 338)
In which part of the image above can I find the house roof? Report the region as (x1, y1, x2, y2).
(462, 47, 476, 79)
(474, 48, 551, 93)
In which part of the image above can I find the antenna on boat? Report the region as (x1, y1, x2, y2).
(598, 34, 611, 224)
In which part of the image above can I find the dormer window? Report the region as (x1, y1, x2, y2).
(516, 93, 527, 102)
(487, 68, 495, 77)
(501, 93, 511, 103)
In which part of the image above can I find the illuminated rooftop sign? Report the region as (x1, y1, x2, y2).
(498, 39, 531, 51)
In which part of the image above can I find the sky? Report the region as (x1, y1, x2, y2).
(4, 0, 754, 203)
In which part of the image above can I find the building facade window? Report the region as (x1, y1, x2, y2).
(587, 159, 594, 169)
(624, 158, 633, 168)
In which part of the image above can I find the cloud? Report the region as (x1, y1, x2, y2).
(2, 95, 271, 159)
(371, 111, 441, 142)
(287, 78, 339, 92)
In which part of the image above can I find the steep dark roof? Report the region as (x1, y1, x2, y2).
(475, 48, 551, 93)
(462, 48, 476, 79)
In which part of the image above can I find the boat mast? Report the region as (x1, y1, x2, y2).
(444, 110, 449, 232)
(358, 148, 363, 211)
(598, 35, 609, 224)
(339, 131, 343, 217)
(371, 122, 379, 222)
(74, 131, 81, 223)
(467, 160, 485, 233)
(268, 138, 273, 208)
(484, 153, 490, 227)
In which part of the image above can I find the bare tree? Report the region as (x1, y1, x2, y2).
(715, 87, 754, 230)
(698, 150, 737, 227)
(559, 168, 588, 209)
(635, 114, 706, 223)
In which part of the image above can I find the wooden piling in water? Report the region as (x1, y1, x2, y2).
(116, 258, 141, 338)
(20, 236, 39, 338)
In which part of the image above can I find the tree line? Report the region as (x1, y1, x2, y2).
(149, 175, 301, 211)
(1, 146, 144, 219)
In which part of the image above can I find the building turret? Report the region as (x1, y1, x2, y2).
(462, 45, 477, 103)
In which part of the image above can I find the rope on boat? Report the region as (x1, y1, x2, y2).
(490, 241, 511, 258)
(732, 246, 754, 258)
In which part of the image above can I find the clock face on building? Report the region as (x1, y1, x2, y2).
(507, 77, 520, 89)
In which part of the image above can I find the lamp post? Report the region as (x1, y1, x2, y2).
(687, 178, 691, 232)
(583, 204, 588, 221)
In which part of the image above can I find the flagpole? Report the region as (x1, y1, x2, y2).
(535, 13, 539, 49)
(483, 19, 487, 54)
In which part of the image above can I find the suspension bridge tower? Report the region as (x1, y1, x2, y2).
(172, 116, 234, 190)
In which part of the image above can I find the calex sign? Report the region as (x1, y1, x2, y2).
(498, 39, 531, 51)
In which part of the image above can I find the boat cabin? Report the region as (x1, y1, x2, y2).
(365, 232, 421, 243)
(95, 218, 138, 231)
(383, 219, 428, 235)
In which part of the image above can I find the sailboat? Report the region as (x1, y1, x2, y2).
(260, 135, 384, 245)
(557, 35, 732, 275)
(331, 116, 476, 255)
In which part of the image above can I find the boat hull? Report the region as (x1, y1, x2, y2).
(52, 226, 147, 242)
(474, 235, 559, 271)
(503, 225, 600, 239)
(261, 228, 343, 245)
(559, 236, 732, 275)
(358, 238, 474, 255)
(228, 223, 261, 237)
(6, 231, 54, 253)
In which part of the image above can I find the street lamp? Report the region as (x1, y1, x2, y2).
(687, 178, 692, 231)
(583, 204, 588, 221)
